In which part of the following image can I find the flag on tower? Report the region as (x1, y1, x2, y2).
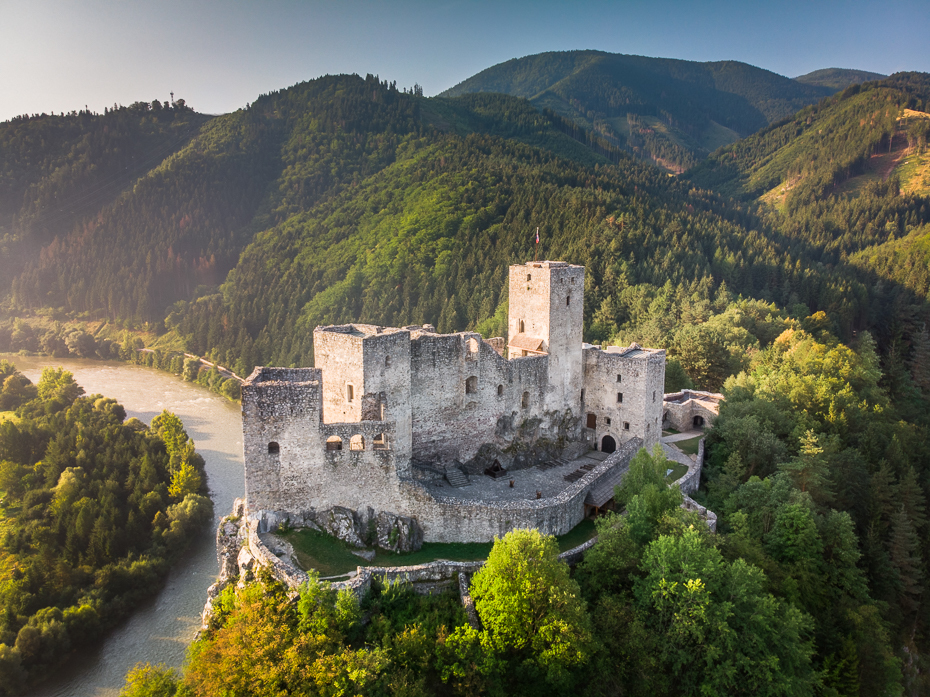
(535, 227, 539, 244)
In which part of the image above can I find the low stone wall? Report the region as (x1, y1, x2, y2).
(673, 438, 705, 495)
(682, 494, 718, 533)
(403, 438, 643, 543)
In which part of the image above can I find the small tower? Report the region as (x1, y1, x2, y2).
(508, 261, 584, 414)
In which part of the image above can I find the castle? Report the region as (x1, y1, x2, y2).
(241, 261, 666, 544)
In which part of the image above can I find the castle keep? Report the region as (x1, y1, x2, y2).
(242, 261, 665, 543)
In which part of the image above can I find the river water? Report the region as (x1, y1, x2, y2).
(0, 355, 243, 697)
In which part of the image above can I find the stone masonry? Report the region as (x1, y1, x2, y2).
(241, 261, 666, 543)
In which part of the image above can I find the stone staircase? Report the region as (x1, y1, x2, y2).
(444, 466, 471, 488)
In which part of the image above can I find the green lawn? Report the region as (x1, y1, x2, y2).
(666, 462, 689, 483)
(662, 428, 680, 436)
(282, 518, 599, 577)
(675, 436, 703, 456)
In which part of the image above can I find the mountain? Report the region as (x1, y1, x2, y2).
(687, 72, 930, 204)
(794, 67, 887, 91)
(440, 50, 835, 172)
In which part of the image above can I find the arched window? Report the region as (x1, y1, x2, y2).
(350, 434, 365, 451)
(521, 391, 530, 408)
(519, 319, 525, 333)
(267, 441, 280, 455)
(497, 384, 504, 396)
(467, 337, 479, 357)
(326, 436, 343, 451)
(465, 376, 478, 394)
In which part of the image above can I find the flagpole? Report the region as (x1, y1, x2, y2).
(534, 226, 539, 262)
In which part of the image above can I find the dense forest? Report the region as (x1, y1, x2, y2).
(0, 362, 211, 694)
(440, 51, 846, 171)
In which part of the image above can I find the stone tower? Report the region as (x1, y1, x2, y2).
(508, 261, 585, 414)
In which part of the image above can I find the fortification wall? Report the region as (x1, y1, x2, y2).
(409, 333, 567, 465)
(582, 347, 666, 451)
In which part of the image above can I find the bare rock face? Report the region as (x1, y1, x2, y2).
(376, 511, 424, 552)
(320, 506, 366, 548)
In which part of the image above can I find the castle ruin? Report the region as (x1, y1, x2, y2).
(241, 261, 665, 543)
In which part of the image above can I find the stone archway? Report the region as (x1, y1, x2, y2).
(693, 415, 705, 428)
(601, 435, 617, 454)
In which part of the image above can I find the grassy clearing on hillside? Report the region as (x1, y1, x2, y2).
(699, 119, 741, 153)
(282, 518, 598, 577)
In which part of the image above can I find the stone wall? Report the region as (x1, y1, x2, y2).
(582, 346, 665, 453)
(662, 390, 723, 432)
(674, 438, 705, 495)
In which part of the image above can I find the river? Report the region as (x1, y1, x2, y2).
(0, 355, 243, 697)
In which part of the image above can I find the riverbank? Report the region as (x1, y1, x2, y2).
(1, 355, 244, 697)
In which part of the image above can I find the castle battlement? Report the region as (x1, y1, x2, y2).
(241, 262, 666, 543)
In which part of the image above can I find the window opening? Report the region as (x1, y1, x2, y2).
(566, 295, 570, 306)
(624, 422, 630, 430)
(606, 417, 612, 426)
(527, 274, 532, 282)
(617, 392, 623, 403)
(497, 384, 504, 396)
(267, 442, 280, 455)
(521, 391, 530, 408)
(519, 319, 525, 333)
(465, 376, 478, 394)
(350, 435, 365, 451)
(374, 433, 389, 450)
(346, 384, 354, 402)
(616, 374, 622, 382)
(326, 436, 343, 451)
(586, 413, 597, 429)
(385, 355, 391, 368)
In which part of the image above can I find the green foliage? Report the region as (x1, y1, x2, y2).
(119, 663, 179, 697)
(615, 445, 683, 545)
(0, 364, 210, 692)
(466, 529, 593, 692)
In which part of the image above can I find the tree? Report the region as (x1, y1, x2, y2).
(36, 367, 84, 405)
(637, 527, 816, 696)
(466, 528, 593, 691)
(672, 324, 731, 391)
(777, 430, 834, 504)
(615, 445, 682, 545)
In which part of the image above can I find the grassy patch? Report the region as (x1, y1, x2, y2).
(675, 436, 703, 456)
(283, 518, 599, 576)
(666, 462, 689, 483)
(662, 428, 680, 436)
(281, 528, 368, 577)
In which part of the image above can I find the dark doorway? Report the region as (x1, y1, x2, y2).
(601, 435, 617, 453)
(693, 415, 705, 428)
(586, 413, 597, 429)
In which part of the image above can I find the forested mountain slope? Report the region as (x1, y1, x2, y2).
(0, 102, 208, 297)
(4, 78, 622, 323)
(794, 67, 887, 91)
(440, 51, 835, 171)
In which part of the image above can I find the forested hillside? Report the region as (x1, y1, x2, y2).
(794, 67, 887, 91)
(441, 51, 836, 171)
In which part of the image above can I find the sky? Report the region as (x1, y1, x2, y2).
(2, 0, 929, 121)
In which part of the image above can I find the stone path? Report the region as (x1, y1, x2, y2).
(661, 430, 703, 444)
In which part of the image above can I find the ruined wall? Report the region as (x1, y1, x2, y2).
(662, 391, 721, 432)
(314, 327, 366, 423)
(409, 332, 556, 464)
(242, 367, 407, 515)
(582, 347, 665, 452)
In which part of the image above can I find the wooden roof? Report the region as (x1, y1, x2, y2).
(508, 333, 545, 353)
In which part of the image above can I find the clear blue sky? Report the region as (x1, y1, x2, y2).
(2, 0, 928, 121)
